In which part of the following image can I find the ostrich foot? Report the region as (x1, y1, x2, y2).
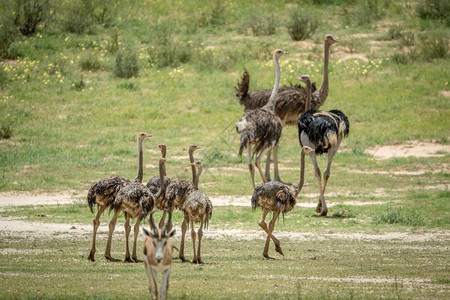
(104, 255, 121, 262)
(132, 256, 142, 263)
(124, 256, 133, 263)
(320, 208, 328, 216)
(88, 251, 95, 262)
(275, 244, 284, 256)
(315, 201, 322, 213)
(263, 253, 275, 260)
(193, 258, 203, 264)
(179, 255, 188, 263)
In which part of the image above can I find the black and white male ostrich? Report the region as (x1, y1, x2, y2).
(180, 161, 213, 264)
(236, 49, 288, 188)
(87, 132, 151, 261)
(236, 34, 338, 181)
(297, 75, 349, 216)
(252, 146, 312, 259)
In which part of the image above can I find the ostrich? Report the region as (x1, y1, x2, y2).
(251, 146, 312, 259)
(236, 49, 288, 188)
(161, 145, 200, 231)
(297, 74, 349, 216)
(236, 34, 338, 181)
(181, 161, 213, 263)
(87, 174, 130, 262)
(102, 132, 152, 262)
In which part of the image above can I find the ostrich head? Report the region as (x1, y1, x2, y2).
(139, 132, 152, 141)
(297, 75, 311, 84)
(325, 34, 338, 45)
(156, 144, 166, 157)
(274, 49, 289, 59)
(189, 144, 200, 152)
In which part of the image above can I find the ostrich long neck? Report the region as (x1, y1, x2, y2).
(155, 160, 165, 199)
(161, 147, 167, 177)
(317, 41, 331, 103)
(305, 79, 312, 111)
(294, 150, 307, 197)
(194, 165, 202, 190)
(135, 138, 144, 183)
(263, 54, 281, 112)
(189, 149, 197, 184)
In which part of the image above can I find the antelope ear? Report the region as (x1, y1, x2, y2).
(168, 229, 176, 238)
(142, 227, 152, 237)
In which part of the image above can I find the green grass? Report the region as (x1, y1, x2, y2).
(0, 0, 449, 299)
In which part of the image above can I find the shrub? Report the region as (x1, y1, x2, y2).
(72, 76, 86, 91)
(238, 11, 278, 36)
(373, 206, 425, 226)
(287, 10, 318, 41)
(0, 67, 8, 88)
(198, 0, 226, 27)
(0, 122, 13, 139)
(79, 54, 102, 71)
(114, 50, 139, 78)
(62, 1, 94, 34)
(385, 25, 403, 40)
(417, 31, 449, 60)
(0, 16, 19, 59)
(416, 0, 450, 24)
(13, 0, 50, 36)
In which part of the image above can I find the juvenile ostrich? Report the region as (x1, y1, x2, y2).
(143, 210, 176, 300)
(251, 146, 312, 259)
(181, 161, 213, 263)
(297, 75, 349, 216)
(102, 132, 152, 262)
(161, 145, 200, 229)
(87, 174, 130, 261)
(236, 34, 338, 181)
(236, 49, 288, 188)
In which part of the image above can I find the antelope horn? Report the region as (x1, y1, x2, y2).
(161, 209, 172, 236)
(149, 210, 158, 236)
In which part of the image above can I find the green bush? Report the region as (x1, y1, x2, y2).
(79, 54, 102, 71)
(373, 206, 425, 226)
(0, 121, 13, 139)
(238, 11, 278, 36)
(62, 1, 94, 34)
(416, 0, 450, 24)
(198, 0, 226, 27)
(114, 50, 139, 78)
(0, 17, 19, 59)
(287, 10, 318, 41)
(417, 31, 449, 60)
(13, 0, 50, 36)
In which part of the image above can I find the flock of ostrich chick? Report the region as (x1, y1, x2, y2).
(86, 34, 349, 299)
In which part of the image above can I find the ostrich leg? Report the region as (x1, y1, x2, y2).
(88, 205, 107, 261)
(309, 152, 326, 216)
(258, 208, 284, 255)
(132, 216, 143, 262)
(320, 144, 340, 216)
(179, 218, 188, 262)
(273, 144, 281, 182)
(263, 210, 281, 259)
(105, 208, 121, 262)
(158, 210, 167, 229)
(255, 150, 269, 184)
(196, 220, 204, 264)
(265, 149, 272, 182)
(190, 219, 198, 263)
(124, 213, 133, 262)
(246, 142, 256, 189)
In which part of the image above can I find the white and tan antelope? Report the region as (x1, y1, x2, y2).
(143, 210, 176, 300)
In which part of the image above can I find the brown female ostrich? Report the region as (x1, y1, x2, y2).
(251, 146, 312, 259)
(181, 161, 213, 264)
(297, 75, 349, 216)
(87, 175, 131, 261)
(110, 158, 166, 262)
(236, 34, 338, 181)
(101, 132, 152, 261)
(87, 132, 151, 262)
(236, 49, 288, 188)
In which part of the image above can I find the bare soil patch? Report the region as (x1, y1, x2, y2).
(365, 141, 450, 160)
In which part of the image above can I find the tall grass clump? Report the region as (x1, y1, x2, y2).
(148, 23, 191, 68)
(197, 0, 227, 27)
(340, 0, 386, 27)
(79, 54, 102, 71)
(373, 206, 425, 226)
(114, 50, 139, 78)
(62, 1, 94, 34)
(287, 10, 318, 41)
(0, 17, 19, 59)
(237, 10, 278, 36)
(416, 0, 450, 24)
(13, 0, 50, 36)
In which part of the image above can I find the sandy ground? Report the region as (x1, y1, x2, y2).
(365, 140, 450, 160)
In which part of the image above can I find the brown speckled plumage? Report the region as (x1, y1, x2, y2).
(87, 175, 130, 213)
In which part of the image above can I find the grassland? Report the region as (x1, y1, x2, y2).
(0, 0, 449, 299)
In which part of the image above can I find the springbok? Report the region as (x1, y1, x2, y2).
(143, 210, 176, 300)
